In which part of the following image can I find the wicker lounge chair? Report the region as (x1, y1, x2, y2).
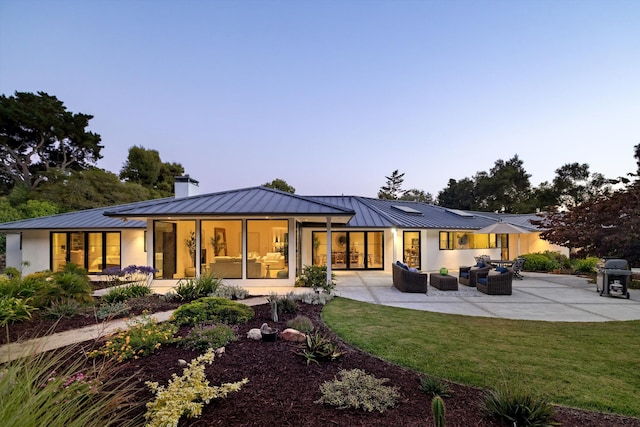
(476, 270, 513, 295)
(459, 264, 492, 287)
(392, 263, 428, 293)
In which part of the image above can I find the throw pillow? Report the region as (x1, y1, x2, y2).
(409, 267, 419, 273)
(496, 267, 508, 273)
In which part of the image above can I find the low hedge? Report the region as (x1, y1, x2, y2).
(171, 297, 254, 326)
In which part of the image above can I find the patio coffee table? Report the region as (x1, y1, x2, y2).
(430, 273, 458, 291)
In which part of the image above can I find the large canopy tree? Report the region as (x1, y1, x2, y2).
(0, 91, 103, 192)
(119, 145, 184, 197)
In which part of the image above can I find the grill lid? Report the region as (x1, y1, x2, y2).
(603, 259, 629, 269)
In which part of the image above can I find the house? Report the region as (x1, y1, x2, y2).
(0, 176, 567, 289)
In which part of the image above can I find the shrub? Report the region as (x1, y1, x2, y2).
(483, 383, 559, 426)
(298, 291, 334, 305)
(520, 253, 560, 272)
(144, 348, 248, 427)
(0, 296, 37, 326)
(35, 270, 93, 305)
(175, 272, 222, 301)
(210, 284, 249, 300)
(316, 369, 400, 413)
(96, 302, 131, 320)
(171, 297, 254, 326)
(44, 299, 84, 319)
(89, 314, 178, 362)
(298, 332, 343, 365)
(419, 374, 451, 398)
(286, 315, 314, 333)
(574, 257, 600, 273)
(0, 344, 142, 427)
(543, 251, 572, 269)
(0, 276, 37, 300)
(102, 283, 152, 303)
(277, 293, 299, 314)
(180, 324, 238, 351)
(295, 265, 336, 293)
(2, 266, 21, 279)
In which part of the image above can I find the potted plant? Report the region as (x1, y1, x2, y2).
(211, 234, 226, 256)
(185, 231, 196, 277)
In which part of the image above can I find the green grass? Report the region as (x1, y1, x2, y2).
(322, 298, 640, 417)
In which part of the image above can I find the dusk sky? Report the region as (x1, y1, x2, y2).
(1, 0, 638, 198)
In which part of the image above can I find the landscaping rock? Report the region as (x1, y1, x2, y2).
(247, 328, 262, 340)
(280, 328, 306, 342)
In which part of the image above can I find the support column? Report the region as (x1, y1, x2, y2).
(195, 219, 201, 276)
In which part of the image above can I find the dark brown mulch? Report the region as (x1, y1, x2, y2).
(90, 303, 640, 427)
(0, 295, 181, 345)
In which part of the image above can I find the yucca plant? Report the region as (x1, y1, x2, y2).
(483, 383, 560, 426)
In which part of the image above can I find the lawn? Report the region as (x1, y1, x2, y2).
(323, 297, 640, 417)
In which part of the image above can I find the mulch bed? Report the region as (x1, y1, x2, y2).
(5, 301, 640, 426)
(0, 295, 181, 345)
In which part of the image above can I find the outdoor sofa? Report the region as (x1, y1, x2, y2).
(392, 262, 428, 293)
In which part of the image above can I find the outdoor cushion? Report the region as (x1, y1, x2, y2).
(476, 262, 486, 268)
(409, 267, 419, 273)
(488, 270, 502, 276)
(460, 272, 469, 278)
(496, 267, 508, 273)
(477, 278, 487, 285)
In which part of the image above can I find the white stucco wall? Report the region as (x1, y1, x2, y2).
(5, 233, 23, 271)
(16, 230, 50, 275)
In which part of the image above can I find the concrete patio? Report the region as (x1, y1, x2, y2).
(333, 270, 640, 322)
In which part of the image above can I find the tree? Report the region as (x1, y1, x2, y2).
(533, 181, 640, 265)
(474, 155, 533, 213)
(0, 91, 103, 192)
(38, 168, 152, 211)
(436, 178, 477, 210)
(120, 146, 184, 197)
(533, 146, 640, 265)
(400, 188, 433, 203)
(263, 178, 295, 193)
(378, 170, 405, 200)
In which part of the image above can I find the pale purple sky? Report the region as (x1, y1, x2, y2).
(1, 0, 638, 197)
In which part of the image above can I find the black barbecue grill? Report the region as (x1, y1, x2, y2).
(596, 258, 631, 299)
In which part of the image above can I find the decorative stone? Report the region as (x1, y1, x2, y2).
(177, 359, 188, 367)
(280, 328, 306, 342)
(247, 328, 262, 340)
(215, 346, 225, 355)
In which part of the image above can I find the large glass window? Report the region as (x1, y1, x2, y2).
(51, 231, 120, 273)
(439, 231, 505, 250)
(201, 220, 243, 279)
(247, 220, 288, 279)
(312, 231, 383, 270)
(403, 231, 420, 269)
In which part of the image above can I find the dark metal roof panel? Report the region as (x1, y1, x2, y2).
(0, 205, 148, 231)
(307, 196, 397, 227)
(105, 187, 355, 217)
(354, 198, 498, 229)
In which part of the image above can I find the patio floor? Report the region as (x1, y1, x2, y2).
(333, 270, 640, 322)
